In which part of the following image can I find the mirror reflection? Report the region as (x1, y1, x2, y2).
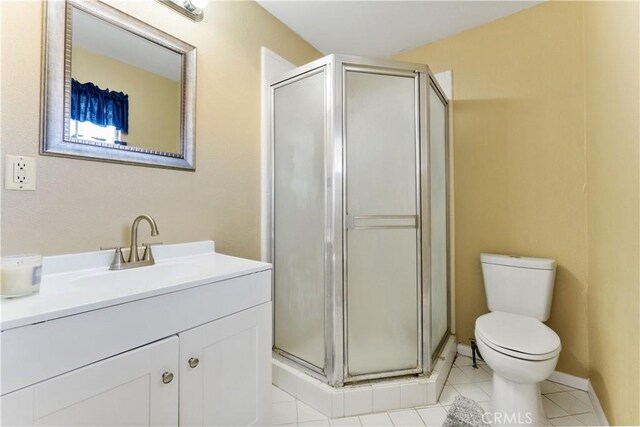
(70, 8, 182, 154)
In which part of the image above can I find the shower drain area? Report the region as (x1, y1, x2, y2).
(272, 335, 457, 418)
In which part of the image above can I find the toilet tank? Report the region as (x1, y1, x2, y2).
(480, 253, 557, 321)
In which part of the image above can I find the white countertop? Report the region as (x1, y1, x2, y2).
(1, 241, 271, 331)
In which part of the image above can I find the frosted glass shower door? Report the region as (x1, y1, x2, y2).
(429, 83, 449, 356)
(345, 70, 421, 378)
(272, 68, 326, 370)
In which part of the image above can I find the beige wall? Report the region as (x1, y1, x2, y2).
(584, 1, 640, 425)
(72, 47, 181, 153)
(0, 1, 321, 257)
(396, 1, 640, 423)
(395, 1, 590, 378)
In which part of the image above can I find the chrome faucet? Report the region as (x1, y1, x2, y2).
(110, 215, 160, 270)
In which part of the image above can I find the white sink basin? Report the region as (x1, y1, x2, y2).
(72, 262, 206, 289)
(1, 241, 272, 331)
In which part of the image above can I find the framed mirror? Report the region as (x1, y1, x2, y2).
(41, 0, 197, 170)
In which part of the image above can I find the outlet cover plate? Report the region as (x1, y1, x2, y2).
(5, 155, 36, 191)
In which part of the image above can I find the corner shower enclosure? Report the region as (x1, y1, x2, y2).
(270, 55, 449, 387)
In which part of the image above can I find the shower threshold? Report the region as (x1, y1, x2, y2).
(272, 335, 457, 418)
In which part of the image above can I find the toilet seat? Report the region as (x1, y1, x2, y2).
(476, 312, 561, 361)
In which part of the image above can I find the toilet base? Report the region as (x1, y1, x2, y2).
(488, 374, 547, 427)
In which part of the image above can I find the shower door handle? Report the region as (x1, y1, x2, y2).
(346, 214, 418, 230)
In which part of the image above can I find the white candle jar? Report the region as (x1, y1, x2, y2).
(1, 255, 42, 298)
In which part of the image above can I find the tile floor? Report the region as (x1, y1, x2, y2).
(271, 355, 600, 426)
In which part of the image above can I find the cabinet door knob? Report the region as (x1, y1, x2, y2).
(162, 371, 174, 384)
(188, 357, 200, 368)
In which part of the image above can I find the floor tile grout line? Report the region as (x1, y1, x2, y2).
(542, 390, 582, 396)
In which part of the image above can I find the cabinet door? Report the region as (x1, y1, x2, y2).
(1, 336, 179, 427)
(179, 302, 272, 426)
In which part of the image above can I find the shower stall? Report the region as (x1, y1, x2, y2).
(270, 55, 449, 387)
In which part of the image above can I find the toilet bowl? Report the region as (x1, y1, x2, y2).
(477, 253, 561, 427)
(475, 311, 561, 426)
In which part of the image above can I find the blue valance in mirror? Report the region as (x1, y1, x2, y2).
(71, 79, 129, 133)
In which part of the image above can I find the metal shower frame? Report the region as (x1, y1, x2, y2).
(269, 54, 450, 387)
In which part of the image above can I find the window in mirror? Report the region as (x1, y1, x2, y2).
(70, 78, 129, 142)
(70, 120, 124, 146)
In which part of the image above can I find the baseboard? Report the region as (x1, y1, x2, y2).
(587, 379, 609, 426)
(457, 343, 588, 391)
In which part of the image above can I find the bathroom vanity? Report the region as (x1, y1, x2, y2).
(0, 241, 272, 426)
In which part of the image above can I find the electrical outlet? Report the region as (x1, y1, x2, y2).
(14, 160, 27, 183)
(5, 155, 36, 191)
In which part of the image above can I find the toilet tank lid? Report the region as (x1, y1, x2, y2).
(480, 253, 556, 270)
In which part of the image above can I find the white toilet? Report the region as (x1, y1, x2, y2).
(475, 253, 562, 426)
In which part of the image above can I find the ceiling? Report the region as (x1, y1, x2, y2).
(73, 8, 182, 82)
(257, 1, 543, 58)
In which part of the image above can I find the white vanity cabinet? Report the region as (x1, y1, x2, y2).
(1, 303, 271, 427)
(0, 242, 272, 427)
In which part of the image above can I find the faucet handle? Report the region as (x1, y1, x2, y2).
(109, 247, 125, 270)
(141, 243, 156, 265)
